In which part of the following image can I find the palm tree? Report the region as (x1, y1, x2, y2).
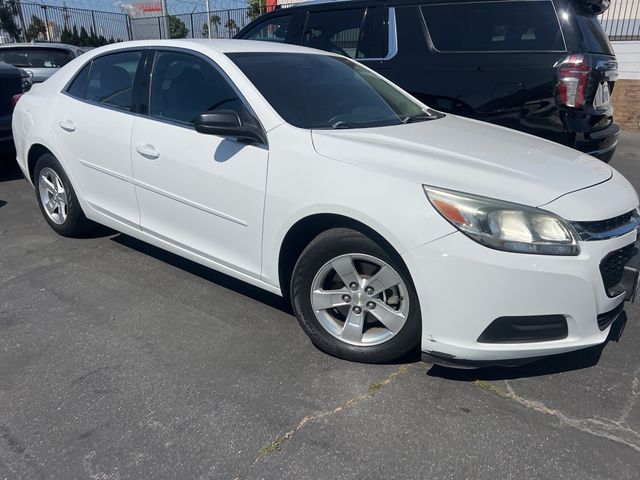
(211, 14, 221, 37)
(224, 18, 237, 37)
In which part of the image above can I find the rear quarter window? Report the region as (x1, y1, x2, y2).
(422, 0, 566, 52)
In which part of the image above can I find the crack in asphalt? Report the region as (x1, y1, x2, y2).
(229, 365, 411, 480)
(474, 379, 640, 453)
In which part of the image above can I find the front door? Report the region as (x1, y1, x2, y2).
(130, 50, 269, 277)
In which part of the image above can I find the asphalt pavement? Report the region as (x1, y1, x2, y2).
(0, 134, 639, 480)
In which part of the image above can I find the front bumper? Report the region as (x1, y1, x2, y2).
(404, 228, 637, 365)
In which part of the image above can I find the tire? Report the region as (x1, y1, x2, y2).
(291, 228, 421, 363)
(34, 153, 94, 237)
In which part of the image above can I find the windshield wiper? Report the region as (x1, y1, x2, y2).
(331, 120, 358, 129)
(401, 113, 438, 124)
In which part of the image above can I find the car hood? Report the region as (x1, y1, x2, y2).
(311, 114, 612, 207)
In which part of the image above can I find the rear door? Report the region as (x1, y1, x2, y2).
(53, 50, 145, 227)
(416, 0, 568, 142)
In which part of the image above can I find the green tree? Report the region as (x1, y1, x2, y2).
(247, 0, 265, 21)
(60, 26, 72, 44)
(26, 14, 46, 41)
(71, 24, 80, 45)
(168, 15, 188, 39)
(0, 0, 21, 41)
(79, 26, 89, 46)
(211, 14, 221, 37)
(224, 18, 237, 36)
(201, 22, 208, 38)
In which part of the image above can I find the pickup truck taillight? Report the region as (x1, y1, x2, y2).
(12, 93, 23, 110)
(556, 54, 590, 108)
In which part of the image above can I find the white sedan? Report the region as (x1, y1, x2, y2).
(12, 40, 640, 367)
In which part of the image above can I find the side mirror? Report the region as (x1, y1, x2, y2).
(194, 109, 266, 145)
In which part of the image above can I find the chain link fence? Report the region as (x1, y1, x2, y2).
(0, 1, 131, 45)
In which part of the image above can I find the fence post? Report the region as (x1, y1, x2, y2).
(125, 15, 133, 41)
(91, 11, 97, 36)
(158, 16, 162, 39)
(190, 13, 194, 38)
(43, 5, 51, 41)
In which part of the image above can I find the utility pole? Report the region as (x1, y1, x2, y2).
(205, 0, 212, 38)
(160, 0, 169, 38)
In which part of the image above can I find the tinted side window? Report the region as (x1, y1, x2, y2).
(302, 8, 387, 59)
(86, 51, 143, 110)
(242, 15, 292, 42)
(422, 1, 565, 52)
(150, 51, 244, 125)
(66, 63, 90, 99)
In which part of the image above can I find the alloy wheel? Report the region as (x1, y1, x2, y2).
(310, 253, 410, 346)
(38, 167, 68, 225)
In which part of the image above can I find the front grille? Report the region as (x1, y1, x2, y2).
(600, 243, 637, 295)
(576, 211, 633, 234)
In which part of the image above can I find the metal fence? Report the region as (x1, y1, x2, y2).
(0, 1, 131, 45)
(2, 0, 639, 45)
(600, 0, 640, 40)
(130, 7, 262, 40)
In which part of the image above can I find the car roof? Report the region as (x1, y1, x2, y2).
(86, 39, 334, 56)
(0, 42, 79, 50)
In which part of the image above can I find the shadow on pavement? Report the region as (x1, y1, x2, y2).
(0, 200, 6, 209)
(0, 159, 23, 182)
(110, 233, 427, 365)
(111, 233, 294, 316)
(426, 312, 628, 381)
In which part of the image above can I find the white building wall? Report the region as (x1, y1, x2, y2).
(613, 40, 640, 80)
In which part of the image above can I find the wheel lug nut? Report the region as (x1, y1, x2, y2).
(366, 301, 376, 309)
(365, 286, 374, 295)
(342, 294, 351, 303)
(353, 306, 362, 314)
(349, 282, 359, 291)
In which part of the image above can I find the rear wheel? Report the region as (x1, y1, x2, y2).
(34, 153, 94, 237)
(291, 228, 421, 363)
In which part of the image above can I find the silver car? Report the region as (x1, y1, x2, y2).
(0, 43, 85, 83)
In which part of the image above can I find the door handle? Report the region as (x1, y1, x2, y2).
(58, 119, 76, 132)
(136, 144, 160, 159)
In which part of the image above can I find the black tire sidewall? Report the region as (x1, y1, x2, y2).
(291, 228, 421, 363)
(34, 153, 88, 237)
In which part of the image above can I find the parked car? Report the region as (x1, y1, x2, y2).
(12, 40, 639, 367)
(0, 62, 31, 159)
(0, 43, 85, 83)
(236, 0, 620, 162)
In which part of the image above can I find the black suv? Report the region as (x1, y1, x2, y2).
(0, 62, 30, 160)
(237, 0, 619, 161)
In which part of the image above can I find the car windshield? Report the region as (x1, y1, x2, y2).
(0, 48, 73, 68)
(228, 52, 438, 129)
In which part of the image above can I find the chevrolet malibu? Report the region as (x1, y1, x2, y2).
(12, 40, 640, 367)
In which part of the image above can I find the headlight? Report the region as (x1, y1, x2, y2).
(424, 186, 580, 256)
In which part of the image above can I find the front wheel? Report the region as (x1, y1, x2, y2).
(291, 228, 421, 363)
